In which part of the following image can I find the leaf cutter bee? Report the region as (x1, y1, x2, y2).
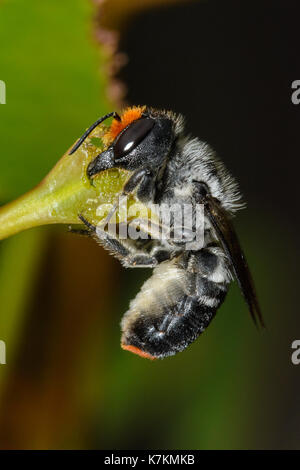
(71, 106, 264, 360)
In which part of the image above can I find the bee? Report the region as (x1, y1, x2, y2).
(70, 106, 264, 360)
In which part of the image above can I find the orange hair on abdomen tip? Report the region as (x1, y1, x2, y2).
(121, 343, 157, 360)
(103, 105, 146, 145)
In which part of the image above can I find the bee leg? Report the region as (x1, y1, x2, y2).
(128, 217, 171, 241)
(78, 214, 130, 260)
(99, 168, 154, 229)
(78, 214, 167, 267)
(77, 214, 96, 231)
(98, 233, 163, 268)
(97, 236, 170, 268)
(68, 227, 92, 237)
(121, 248, 172, 268)
(122, 168, 154, 200)
(69, 215, 97, 237)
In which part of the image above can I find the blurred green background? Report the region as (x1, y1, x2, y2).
(0, 0, 299, 449)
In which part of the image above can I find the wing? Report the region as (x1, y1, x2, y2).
(204, 196, 265, 328)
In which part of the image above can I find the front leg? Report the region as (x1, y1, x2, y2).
(99, 167, 154, 229)
(78, 215, 168, 268)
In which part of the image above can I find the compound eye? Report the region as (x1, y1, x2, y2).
(114, 118, 155, 159)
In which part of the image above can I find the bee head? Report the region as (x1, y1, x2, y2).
(87, 107, 176, 178)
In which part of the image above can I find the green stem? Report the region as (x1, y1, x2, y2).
(0, 181, 91, 240)
(0, 145, 130, 241)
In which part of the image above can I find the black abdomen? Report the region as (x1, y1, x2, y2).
(121, 253, 229, 359)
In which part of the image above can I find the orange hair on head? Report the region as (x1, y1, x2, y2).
(103, 105, 146, 146)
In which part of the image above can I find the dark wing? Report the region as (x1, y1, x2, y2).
(205, 197, 265, 328)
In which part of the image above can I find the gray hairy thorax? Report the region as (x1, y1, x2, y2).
(156, 134, 242, 212)
(152, 133, 243, 253)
